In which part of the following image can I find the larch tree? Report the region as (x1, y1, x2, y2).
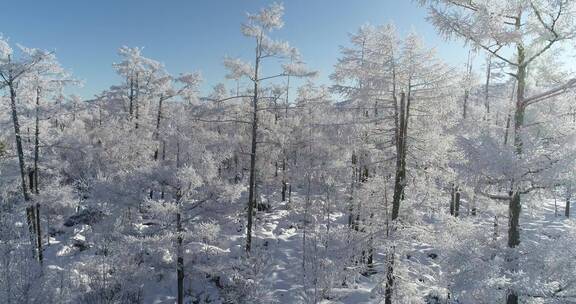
(223, 2, 315, 253)
(419, 0, 576, 302)
(0, 38, 70, 264)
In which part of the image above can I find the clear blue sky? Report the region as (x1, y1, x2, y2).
(0, 0, 470, 98)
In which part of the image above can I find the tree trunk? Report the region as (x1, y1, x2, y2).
(387, 89, 408, 302)
(175, 138, 184, 304)
(246, 37, 261, 253)
(506, 293, 519, 304)
(366, 211, 374, 272)
(281, 158, 287, 202)
(506, 191, 521, 303)
(176, 205, 184, 304)
(450, 184, 455, 216)
(384, 247, 395, 304)
(349, 152, 357, 228)
(454, 188, 461, 217)
(150, 95, 165, 199)
(513, 67, 526, 155)
(128, 76, 134, 117)
(506, 13, 527, 300)
(9, 82, 30, 202)
(154, 95, 164, 161)
(33, 87, 43, 265)
(134, 75, 140, 129)
(281, 181, 287, 202)
(566, 194, 571, 218)
(391, 93, 407, 220)
(35, 203, 43, 264)
(484, 55, 492, 119)
(34, 86, 40, 195)
(26, 206, 36, 259)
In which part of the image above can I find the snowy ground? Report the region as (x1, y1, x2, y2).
(39, 196, 575, 303)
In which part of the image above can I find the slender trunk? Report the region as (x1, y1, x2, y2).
(175, 139, 184, 304)
(386, 79, 406, 302)
(349, 152, 357, 228)
(281, 157, 287, 201)
(507, 14, 526, 300)
(505, 16, 526, 304)
(150, 95, 165, 199)
(35, 203, 43, 264)
(366, 211, 374, 271)
(128, 76, 134, 117)
(450, 184, 455, 216)
(33, 87, 43, 264)
(246, 36, 261, 253)
(34, 86, 40, 195)
(302, 173, 311, 293)
(154, 95, 164, 160)
(28, 169, 35, 193)
(99, 102, 103, 126)
(566, 186, 571, 218)
(504, 113, 511, 145)
(463, 90, 469, 119)
(384, 247, 395, 304)
(134, 75, 140, 129)
(391, 92, 407, 219)
(504, 75, 517, 146)
(514, 67, 526, 155)
(454, 188, 461, 217)
(484, 55, 492, 119)
(506, 191, 521, 303)
(387, 53, 411, 297)
(9, 81, 30, 201)
(26, 206, 36, 259)
(566, 195, 571, 218)
(176, 197, 184, 304)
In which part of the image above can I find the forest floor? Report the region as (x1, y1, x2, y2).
(39, 194, 575, 303)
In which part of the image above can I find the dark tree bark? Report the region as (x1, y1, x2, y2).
(506, 191, 521, 304)
(150, 94, 167, 199)
(450, 184, 455, 216)
(566, 195, 571, 218)
(175, 140, 184, 304)
(384, 247, 395, 304)
(134, 74, 140, 129)
(245, 34, 261, 253)
(176, 206, 184, 304)
(386, 87, 409, 304)
(128, 76, 134, 116)
(506, 18, 527, 301)
(154, 94, 165, 161)
(35, 203, 43, 264)
(33, 86, 43, 264)
(26, 206, 36, 259)
(508, 192, 521, 248)
(34, 87, 40, 195)
(391, 92, 407, 220)
(454, 188, 461, 217)
(281, 158, 287, 202)
(484, 55, 492, 118)
(9, 80, 30, 202)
